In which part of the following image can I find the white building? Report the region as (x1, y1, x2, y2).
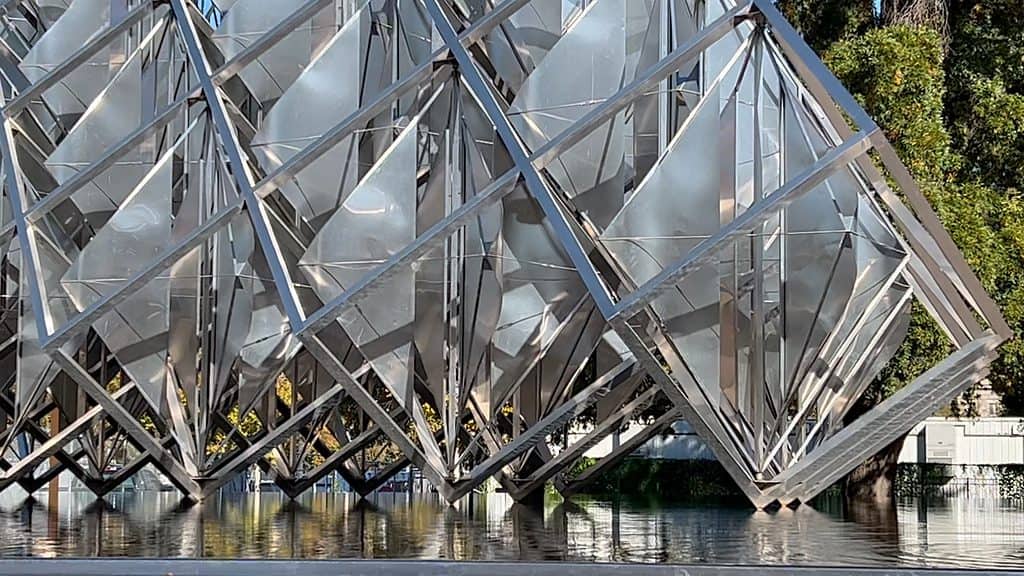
(573, 416, 1024, 467)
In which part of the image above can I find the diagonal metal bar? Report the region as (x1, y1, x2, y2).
(757, 0, 1008, 340)
(300, 1, 753, 336)
(510, 383, 656, 500)
(791, 287, 915, 462)
(169, 0, 305, 329)
(358, 457, 410, 496)
(0, 91, 54, 339)
(0, 383, 135, 486)
(425, 0, 617, 319)
(299, 332, 454, 500)
(528, 2, 754, 171)
(252, 60, 446, 198)
(760, 258, 910, 469)
(447, 359, 639, 502)
(613, 130, 875, 321)
(13, 450, 82, 494)
(210, 0, 335, 83)
(249, 0, 549, 199)
(25, 91, 196, 223)
(194, 383, 347, 498)
(610, 315, 772, 507)
(765, 332, 1002, 504)
(561, 409, 679, 497)
(299, 169, 518, 335)
(4, 1, 158, 117)
(41, 200, 241, 350)
(51, 349, 202, 500)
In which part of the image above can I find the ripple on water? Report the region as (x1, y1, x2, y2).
(0, 490, 1021, 568)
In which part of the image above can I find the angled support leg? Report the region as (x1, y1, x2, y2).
(508, 382, 656, 500)
(447, 360, 639, 502)
(764, 332, 1002, 504)
(50, 350, 202, 501)
(0, 383, 135, 491)
(562, 410, 679, 497)
(193, 383, 346, 498)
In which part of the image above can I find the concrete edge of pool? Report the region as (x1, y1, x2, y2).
(0, 559, 1020, 575)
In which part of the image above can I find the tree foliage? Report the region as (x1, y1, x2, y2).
(776, 0, 875, 52)
(942, 0, 1024, 412)
(950, 77, 1024, 188)
(824, 25, 955, 185)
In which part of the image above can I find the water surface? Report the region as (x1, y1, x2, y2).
(0, 490, 1022, 569)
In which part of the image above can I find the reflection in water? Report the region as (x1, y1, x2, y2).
(0, 491, 1023, 568)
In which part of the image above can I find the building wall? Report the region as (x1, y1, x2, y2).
(573, 417, 1024, 467)
(898, 417, 1024, 466)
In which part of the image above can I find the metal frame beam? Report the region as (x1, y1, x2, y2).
(448, 360, 639, 501)
(300, 2, 754, 336)
(299, 333, 454, 500)
(169, 0, 305, 329)
(0, 391, 97, 491)
(613, 131, 875, 320)
(509, 383, 656, 500)
(610, 315, 772, 507)
(561, 410, 679, 497)
(50, 350, 202, 500)
(0, 383, 135, 489)
(194, 384, 346, 498)
(425, 0, 620, 320)
(3, 1, 158, 117)
(766, 332, 1002, 504)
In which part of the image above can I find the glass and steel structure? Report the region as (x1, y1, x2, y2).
(0, 0, 1008, 508)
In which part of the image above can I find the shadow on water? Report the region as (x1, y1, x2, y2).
(0, 489, 1022, 568)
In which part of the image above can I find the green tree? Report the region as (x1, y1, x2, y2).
(945, 0, 1024, 412)
(945, 0, 1024, 189)
(776, 0, 876, 52)
(825, 26, 956, 184)
(948, 183, 1024, 412)
(949, 75, 1024, 189)
(946, 0, 1024, 97)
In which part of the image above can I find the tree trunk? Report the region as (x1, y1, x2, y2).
(843, 434, 906, 506)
